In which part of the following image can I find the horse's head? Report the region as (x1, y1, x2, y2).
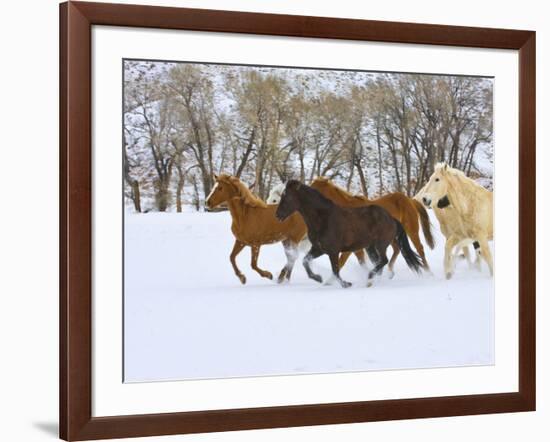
(421, 163, 452, 209)
(266, 183, 285, 204)
(276, 180, 302, 221)
(206, 174, 239, 209)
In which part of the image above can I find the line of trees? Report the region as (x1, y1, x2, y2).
(124, 61, 493, 212)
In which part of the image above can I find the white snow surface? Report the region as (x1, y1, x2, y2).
(124, 210, 494, 382)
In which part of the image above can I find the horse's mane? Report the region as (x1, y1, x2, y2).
(311, 177, 369, 203)
(435, 163, 490, 212)
(289, 180, 335, 210)
(435, 163, 488, 193)
(218, 174, 268, 208)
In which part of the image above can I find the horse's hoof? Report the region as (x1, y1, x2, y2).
(238, 274, 247, 284)
(277, 273, 290, 284)
(312, 274, 323, 284)
(388, 271, 395, 280)
(263, 272, 273, 280)
(342, 281, 352, 288)
(445, 272, 453, 280)
(367, 280, 373, 288)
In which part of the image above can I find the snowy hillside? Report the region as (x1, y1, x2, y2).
(124, 211, 494, 382)
(124, 60, 494, 212)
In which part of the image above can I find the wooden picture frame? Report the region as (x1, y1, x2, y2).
(60, 1, 536, 440)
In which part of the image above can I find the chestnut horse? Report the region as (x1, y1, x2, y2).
(310, 177, 434, 275)
(206, 174, 307, 284)
(276, 181, 423, 288)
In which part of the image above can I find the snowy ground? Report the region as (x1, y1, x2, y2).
(124, 210, 494, 382)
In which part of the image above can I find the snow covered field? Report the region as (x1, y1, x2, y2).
(124, 210, 494, 382)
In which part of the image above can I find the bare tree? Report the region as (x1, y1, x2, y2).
(123, 61, 493, 212)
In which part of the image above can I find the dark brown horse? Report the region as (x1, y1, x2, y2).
(276, 180, 423, 288)
(310, 177, 434, 275)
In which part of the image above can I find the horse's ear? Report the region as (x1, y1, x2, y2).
(213, 174, 218, 181)
(434, 162, 448, 174)
(288, 180, 301, 190)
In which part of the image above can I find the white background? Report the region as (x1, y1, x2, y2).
(0, 0, 546, 441)
(93, 26, 516, 416)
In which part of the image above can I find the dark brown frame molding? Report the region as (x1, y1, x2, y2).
(60, 1, 536, 440)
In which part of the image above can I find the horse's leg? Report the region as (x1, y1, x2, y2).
(459, 245, 481, 271)
(477, 237, 493, 277)
(303, 246, 323, 284)
(230, 240, 247, 284)
(285, 243, 299, 281)
(338, 251, 352, 269)
(277, 243, 289, 283)
(250, 245, 273, 280)
(444, 236, 460, 279)
(366, 246, 380, 263)
(329, 253, 352, 288)
(473, 241, 482, 271)
(277, 240, 298, 283)
(355, 249, 368, 268)
(367, 245, 388, 287)
(387, 241, 400, 279)
(460, 246, 472, 265)
(328, 249, 368, 285)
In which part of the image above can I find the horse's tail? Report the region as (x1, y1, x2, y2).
(394, 220, 423, 274)
(412, 199, 435, 249)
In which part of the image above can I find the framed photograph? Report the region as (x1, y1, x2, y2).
(60, 1, 536, 440)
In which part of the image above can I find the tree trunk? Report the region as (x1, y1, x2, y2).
(199, 165, 212, 203)
(346, 140, 356, 191)
(131, 180, 141, 213)
(191, 176, 200, 211)
(235, 127, 256, 178)
(355, 160, 368, 197)
(376, 123, 384, 195)
(176, 173, 184, 213)
(156, 178, 170, 212)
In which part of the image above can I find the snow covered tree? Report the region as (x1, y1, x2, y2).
(123, 61, 493, 211)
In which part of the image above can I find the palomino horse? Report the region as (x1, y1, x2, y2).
(276, 181, 423, 288)
(309, 177, 434, 276)
(266, 183, 286, 204)
(416, 163, 493, 279)
(206, 174, 307, 284)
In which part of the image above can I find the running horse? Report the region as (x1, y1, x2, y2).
(309, 177, 435, 276)
(276, 180, 423, 288)
(416, 163, 493, 279)
(206, 174, 307, 284)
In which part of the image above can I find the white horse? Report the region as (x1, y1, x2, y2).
(267, 183, 286, 205)
(415, 163, 493, 279)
